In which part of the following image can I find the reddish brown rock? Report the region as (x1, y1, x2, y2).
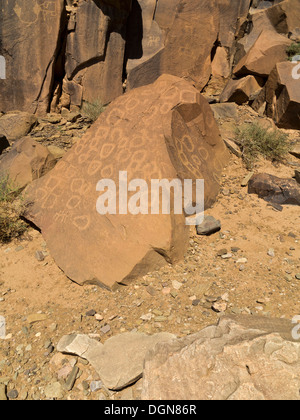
(234, 30, 292, 78)
(248, 173, 300, 206)
(263, 62, 300, 130)
(220, 76, 262, 105)
(0, 112, 37, 141)
(62, 0, 131, 110)
(0, 137, 57, 189)
(127, 0, 251, 91)
(25, 75, 229, 290)
(0, 0, 65, 114)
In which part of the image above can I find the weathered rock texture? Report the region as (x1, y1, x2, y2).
(0, 138, 57, 190)
(0, 0, 65, 114)
(248, 173, 300, 206)
(0, 113, 37, 141)
(142, 315, 300, 400)
(126, 0, 252, 91)
(24, 75, 229, 289)
(58, 332, 176, 390)
(265, 62, 300, 130)
(1, 0, 255, 114)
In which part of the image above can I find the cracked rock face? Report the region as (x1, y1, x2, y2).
(0, 0, 65, 114)
(141, 316, 300, 400)
(24, 74, 229, 289)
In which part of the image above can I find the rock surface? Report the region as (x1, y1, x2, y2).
(0, 0, 65, 114)
(142, 316, 300, 400)
(0, 113, 37, 141)
(0, 137, 57, 190)
(58, 332, 176, 390)
(24, 75, 229, 289)
(248, 173, 300, 206)
(220, 76, 262, 105)
(264, 62, 300, 130)
(234, 29, 292, 78)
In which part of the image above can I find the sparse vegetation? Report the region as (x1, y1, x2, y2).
(0, 176, 28, 243)
(235, 123, 290, 169)
(287, 43, 300, 60)
(81, 99, 107, 122)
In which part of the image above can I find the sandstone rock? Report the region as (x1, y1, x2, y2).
(210, 103, 238, 120)
(0, 135, 9, 155)
(57, 334, 103, 359)
(0, 113, 37, 141)
(62, 0, 131, 109)
(263, 62, 300, 129)
(248, 173, 300, 206)
(44, 382, 65, 400)
(0, 137, 57, 190)
(24, 75, 229, 289)
(211, 47, 231, 79)
(295, 170, 300, 184)
(290, 145, 300, 159)
(238, 0, 299, 57)
(47, 146, 65, 161)
(234, 30, 292, 78)
(127, 0, 251, 92)
(58, 332, 176, 391)
(196, 215, 221, 236)
(0, 0, 65, 114)
(220, 76, 262, 105)
(142, 315, 300, 400)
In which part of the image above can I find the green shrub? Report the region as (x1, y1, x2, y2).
(81, 99, 107, 122)
(0, 176, 28, 243)
(287, 43, 300, 61)
(235, 123, 290, 169)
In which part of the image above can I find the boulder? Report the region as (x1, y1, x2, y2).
(290, 144, 300, 159)
(237, 0, 300, 58)
(142, 315, 300, 400)
(0, 113, 37, 141)
(58, 332, 176, 391)
(24, 75, 229, 289)
(248, 173, 300, 206)
(127, 0, 251, 91)
(0, 135, 10, 155)
(220, 76, 262, 105)
(234, 30, 292, 78)
(211, 47, 231, 79)
(0, 137, 57, 190)
(264, 62, 300, 129)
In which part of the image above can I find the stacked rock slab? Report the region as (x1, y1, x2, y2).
(25, 75, 229, 290)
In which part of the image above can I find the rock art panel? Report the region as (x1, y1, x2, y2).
(24, 75, 229, 290)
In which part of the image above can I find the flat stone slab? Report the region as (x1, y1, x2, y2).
(58, 332, 176, 391)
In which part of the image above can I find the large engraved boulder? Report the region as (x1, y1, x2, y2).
(24, 75, 229, 290)
(142, 315, 300, 400)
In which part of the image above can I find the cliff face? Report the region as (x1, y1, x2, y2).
(0, 0, 298, 115)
